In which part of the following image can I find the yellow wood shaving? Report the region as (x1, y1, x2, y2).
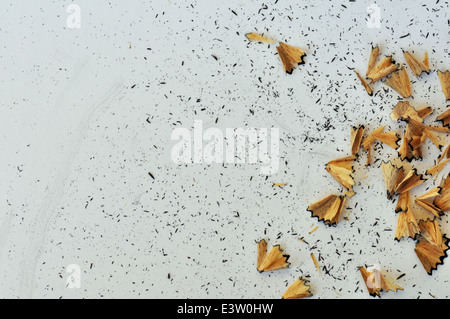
(310, 253, 321, 275)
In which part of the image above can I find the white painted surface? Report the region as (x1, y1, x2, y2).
(0, 0, 449, 298)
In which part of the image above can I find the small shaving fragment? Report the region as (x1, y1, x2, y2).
(418, 219, 444, 246)
(391, 101, 422, 122)
(354, 70, 373, 96)
(325, 155, 356, 191)
(307, 194, 346, 226)
(391, 102, 448, 156)
(436, 108, 450, 128)
(396, 168, 426, 195)
(422, 127, 444, 150)
(395, 209, 420, 241)
(245, 32, 276, 44)
(423, 51, 429, 69)
(367, 56, 399, 83)
(257, 239, 268, 271)
(362, 127, 400, 165)
(245, 33, 306, 74)
(437, 70, 450, 100)
(344, 189, 356, 198)
(398, 133, 415, 162)
(351, 125, 365, 156)
(426, 158, 450, 177)
(272, 182, 288, 187)
(361, 127, 382, 165)
(310, 253, 321, 274)
(426, 125, 450, 134)
(381, 161, 405, 199)
(414, 220, 449, 275)
(381, 161, 425, 199)
(416, 187, 443, 218)
(416, 106, 433, 119)
(437, 144, 450, 163)
(372, 129, 401, 150)
(434, 174, 450, 212)
(395, 191, 410, 213)
(366, 45, 380, 77)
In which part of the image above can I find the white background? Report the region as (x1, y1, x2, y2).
(0, 0, 449, 298)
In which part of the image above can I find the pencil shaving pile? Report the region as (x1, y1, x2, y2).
(305, 45, 449, 296)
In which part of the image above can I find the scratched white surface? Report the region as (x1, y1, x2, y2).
(0, 0, 449, 299)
